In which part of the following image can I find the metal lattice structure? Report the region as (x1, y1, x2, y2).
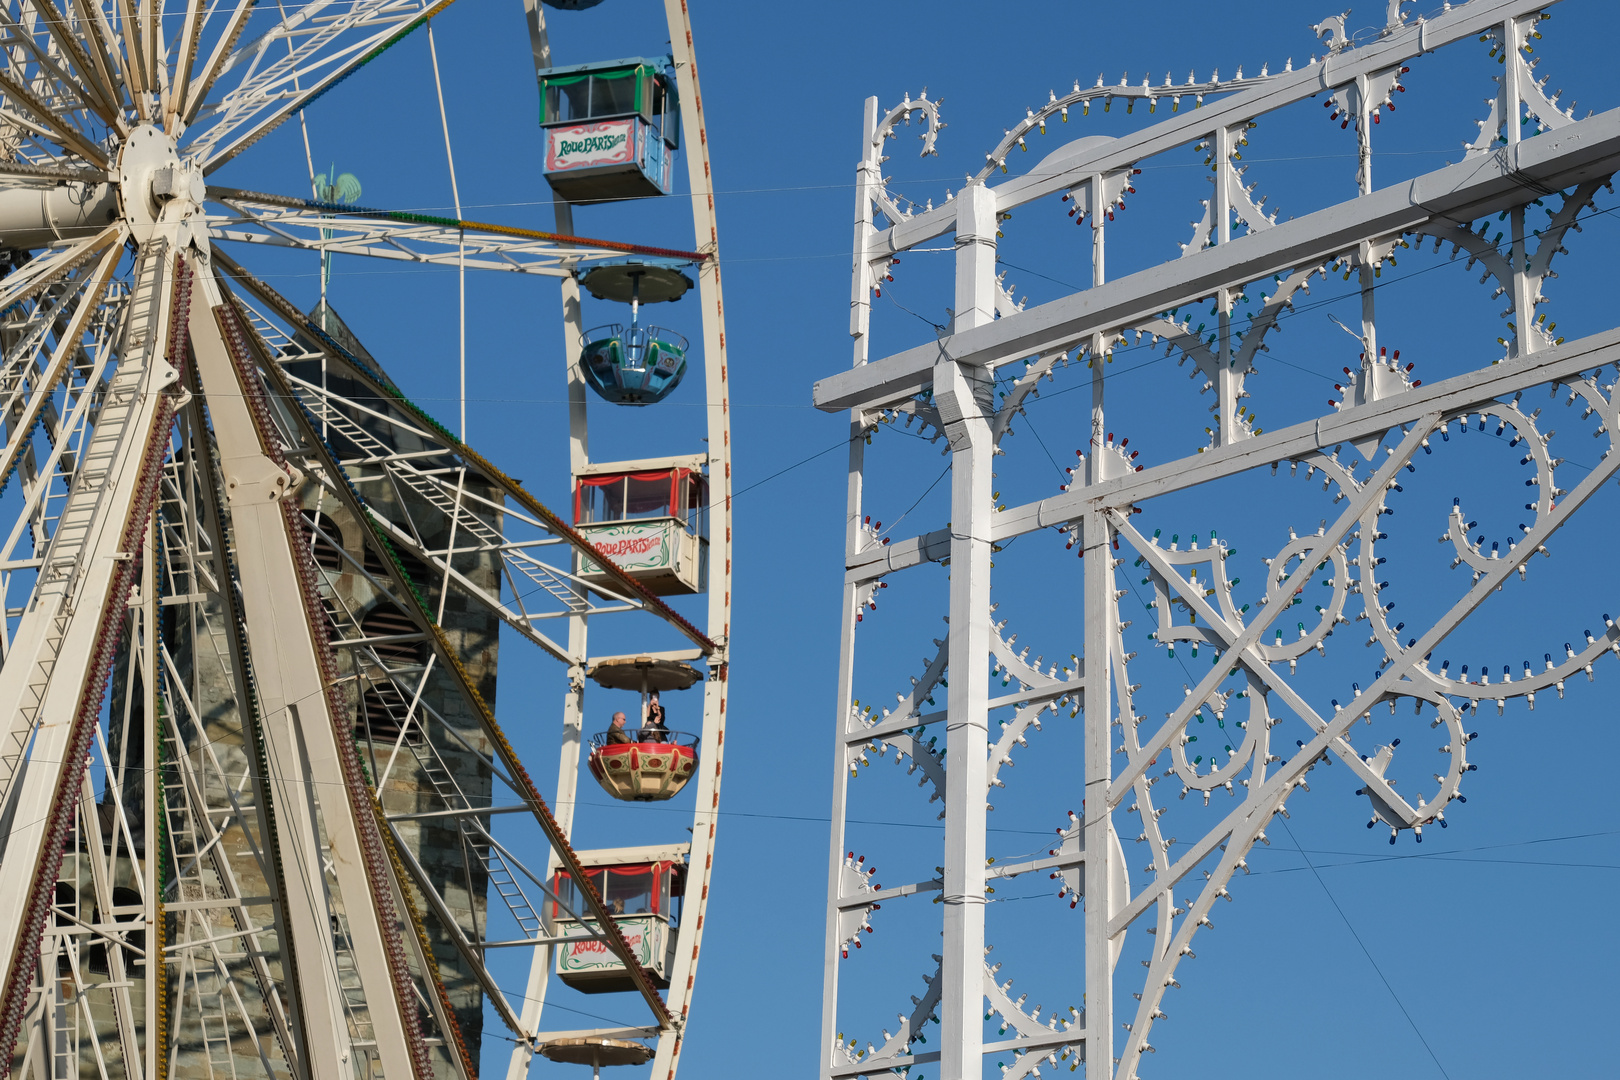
(820, 2, 1615, 1079)
(0, 2, 731, 1080)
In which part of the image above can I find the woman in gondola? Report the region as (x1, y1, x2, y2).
(641, 690, 670, 743)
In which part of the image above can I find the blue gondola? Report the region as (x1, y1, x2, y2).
(576, 258, 693, 405)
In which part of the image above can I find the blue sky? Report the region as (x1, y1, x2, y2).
(210, 1, 1620, 1076)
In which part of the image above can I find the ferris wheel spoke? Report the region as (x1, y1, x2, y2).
(266, 327, 678, 653)
(186, 267, 469, 1080)
(273, 372, 650, 629)
(0, 243, 187, 1066)
(0, 109, 91, 166)
(64, 0, 128, 120)
(184, 0, 457, 174)
(0, 3, 119, 128)
(297, 462, 584, 664)
(0, 293, 126, 630)
(0, 241, 122, 502)
(0, 229, 110, 294)
(161, 0, 208, 129)
(66, 761, 145, 1074)
(0, 254, 106, 395)
(0, 262, 125, 617)
(381, 814, 532, 1039)
(354, 507, 576, 662)
(307, 375, 703, 639)
(213, 247, 718, 656)
(348, 669, 554, 1044)
(279, 408, 649, 656)
(177, 0, 267, 127)
(140, 0, 166, 88)
(0, 33, 110, 164)
(0, 228, 119, 315)
(115, 0, 160, 119)
(110, 0, 142, 100)
(37, 0, 125, 123)
(206, 188, 709, 274)
(365, 674, 619, 1042)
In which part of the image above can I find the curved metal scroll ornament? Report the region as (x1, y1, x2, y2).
(1106, 367, 1620, 1075)
(868, 91, 946, 228)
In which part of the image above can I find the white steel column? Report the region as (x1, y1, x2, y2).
(187, 289, 405, 1080)
(1214, 126, 1239, 446)
(142, 519, 160, 1080)
(1082, 505, 1113, 1080)
(822, 93, 880, 1078)
(1502, 24, 1538, 364)
(936, 181, 997, 1080)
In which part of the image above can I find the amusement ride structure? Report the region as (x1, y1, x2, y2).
(820, 2, 1617, 1079)
(0, 0, 731, 1078)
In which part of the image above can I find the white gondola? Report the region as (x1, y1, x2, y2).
(549, 846, 687, 993)
(575, 464, 708, 594)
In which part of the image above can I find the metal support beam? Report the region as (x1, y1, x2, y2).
(813, 105, 1620, 414)
(0, 243, 183, 1062)
(936, 182, 996, 1080)
(187, 277, 422, 1080)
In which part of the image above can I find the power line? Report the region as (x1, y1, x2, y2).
(378, 148, 1472, 217)
(1279, 818, 1454, 1080)
(563, 796, 1062, 838)
(881, 463, 951, 537)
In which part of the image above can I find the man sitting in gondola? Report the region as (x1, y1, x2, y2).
(605, 712, 634, 744)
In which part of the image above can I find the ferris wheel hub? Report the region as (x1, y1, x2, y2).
(116, 124, 208, 248)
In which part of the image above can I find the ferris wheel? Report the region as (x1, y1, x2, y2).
(0, 1, 732, 1080)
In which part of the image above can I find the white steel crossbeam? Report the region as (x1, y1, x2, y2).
(184, 0, 457, 172)
(206, 191, 708, 275)
(815, 100, 1620, 416)
(1081, 325, 1609, 538)
(861, 0, 1562, 261)
(843, 322, 1620, 582)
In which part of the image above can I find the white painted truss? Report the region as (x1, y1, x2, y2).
(820, 3, 1615, 1079)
